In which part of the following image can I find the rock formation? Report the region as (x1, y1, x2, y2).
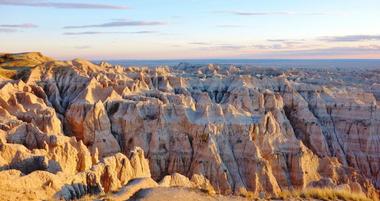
(0, 52, 379, 200)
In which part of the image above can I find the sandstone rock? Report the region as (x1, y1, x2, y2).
(191, 174, 216, 195)
(0, 53, 379, 200)
(65, 100, 121, 157)
(159, 173, 194, 188)
(105, 177, 158, 201)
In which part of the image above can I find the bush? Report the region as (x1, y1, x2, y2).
(277, 188, 373, 201)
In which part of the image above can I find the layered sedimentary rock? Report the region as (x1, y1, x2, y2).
(0, 52, 379, 200)
(0, 54, 151, 200)
(159, 173, 216, 195)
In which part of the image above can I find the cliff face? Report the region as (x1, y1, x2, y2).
(0, 55, 150, 200)
(0, 53, 379, 200)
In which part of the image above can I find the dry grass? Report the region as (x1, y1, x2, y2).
(0, 68, 18, 79)
(278, 188, 374, 201)
(0, 66, 32, 79)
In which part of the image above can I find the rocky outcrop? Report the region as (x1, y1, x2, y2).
(159, 173, 216, 195)
(104, 177, 158, 201)
(0, 52, 379, 200)
(57, 148, 151, 200)
(65, 100, 121, 157)
(0, 136, 151, 200)
(0, 60, 151, 200)
(0, 80, 62, 135)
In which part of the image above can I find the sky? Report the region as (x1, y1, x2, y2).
(1, 0, 380, 60)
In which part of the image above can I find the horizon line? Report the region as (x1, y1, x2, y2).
(61, 57, 380, 62)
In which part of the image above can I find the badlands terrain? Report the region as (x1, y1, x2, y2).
(0, 52, 379, 200)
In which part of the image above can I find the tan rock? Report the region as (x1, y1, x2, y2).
(0, 53, 379, 201)
(159, 173, 194, 188)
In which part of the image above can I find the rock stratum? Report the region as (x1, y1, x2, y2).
(0, 52, 379, 200)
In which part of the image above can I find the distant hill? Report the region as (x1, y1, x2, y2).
(0, 52, 53, 79)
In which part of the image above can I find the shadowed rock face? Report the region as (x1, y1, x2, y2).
(0, 53, 379, 200)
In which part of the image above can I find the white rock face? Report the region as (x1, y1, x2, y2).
(0, 53, 379, 200)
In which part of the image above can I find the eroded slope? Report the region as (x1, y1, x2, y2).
(0, 53, 379, 200)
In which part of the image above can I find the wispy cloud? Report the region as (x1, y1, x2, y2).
(189, 42, 212, 45)
(253, 44, 289, 50)
(0, 23, 38, 28)
(64, 31, 157, 35)
(321, 35, 380, 42)
(227, 11, 327, 16)
(0, 23, 37, 33)
(0, 0, 128, 10)
(74, 45, 91, 49)
(214, 45, 245, 50)
(267, 39, 287, 42)
(63, 20, 166, 29)
(216, 24, 242, 28)
(249, 45, 380, 58)
(0, 28, 17, 33)
(189, 41, 247, 51)
(198, 45, 247, 51)
(253, 39, 309, 50)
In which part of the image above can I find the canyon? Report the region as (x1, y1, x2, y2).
(0, 52, 379, 200)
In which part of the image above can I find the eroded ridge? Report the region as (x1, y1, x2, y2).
(0, 52, 379, 200)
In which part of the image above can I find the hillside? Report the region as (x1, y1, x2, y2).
(0, 52, 378, 200)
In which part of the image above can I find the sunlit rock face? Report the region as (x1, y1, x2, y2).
(0, 52, 379, 200)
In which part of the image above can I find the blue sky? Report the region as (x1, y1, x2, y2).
(1, 0, 380, 59)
